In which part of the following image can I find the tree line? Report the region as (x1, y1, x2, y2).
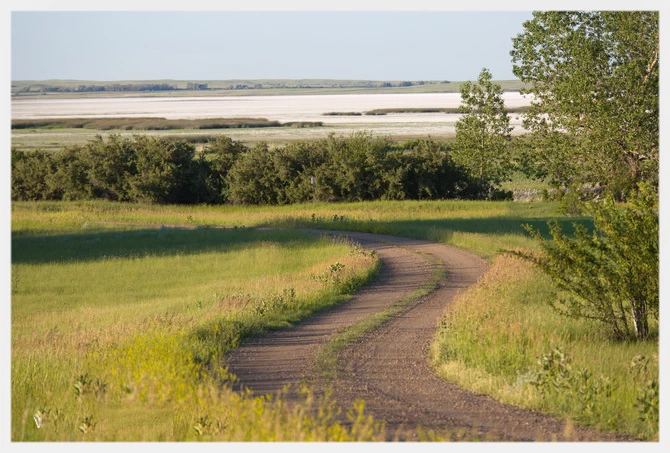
(37, 83, 177, 93)
(11, 133, 503, 205)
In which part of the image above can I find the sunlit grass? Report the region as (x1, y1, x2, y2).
(431, 255, 659, 440)
(12, 198, 650, 441)
(12, 225, 381, 440)
(12, 199, 580, 261)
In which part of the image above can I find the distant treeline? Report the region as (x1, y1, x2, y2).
(15, 80, 454, 95)
(12, 117, 323, 131)
(11, 133, 501, 205)
(34, 83, 178, 93)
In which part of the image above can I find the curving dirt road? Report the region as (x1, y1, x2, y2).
(225, 230, 625, 441)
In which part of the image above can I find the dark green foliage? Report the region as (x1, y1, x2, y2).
(83, 135, 136, 201)
(127, 136, 199, 204)
(226, 143, 283, 205)
(11, 149, 57, 201)
(11, 133, 490, 205)
(11, 117, 321, 131)
(44, 146, 92, 201)
(511, 12, 659, 199)
(515, 184, 658, 341)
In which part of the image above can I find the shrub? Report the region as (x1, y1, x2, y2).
(515, 183, 658, 341)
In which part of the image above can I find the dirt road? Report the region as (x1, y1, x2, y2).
(225, 231, 625, 441)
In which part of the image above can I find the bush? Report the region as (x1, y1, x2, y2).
(11, 149, 56, 201)
(515, 184, 658, 341)
(11, 133, 493, 205)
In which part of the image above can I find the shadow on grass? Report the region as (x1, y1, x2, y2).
(11, 227, 317, 265)
(273, 215, 595, 242)
(13, 213, 594, 265)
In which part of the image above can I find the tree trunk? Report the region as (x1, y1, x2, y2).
(632, 304, 649, 340)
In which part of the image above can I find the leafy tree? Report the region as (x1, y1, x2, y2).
(226, 143, 282, 205)
(201, 136, 248, 200)
(274, 142, 327, 204)
(328, 132, 393, 202)
(11, 149, 56, 200)
(127, 136, 198, 204)
(46, 146, 91, 201)
(82, 134, 136, 201)
(452, 68, 513, 191)
(510, 11, 659, 199)
(514, 184, 658, 341)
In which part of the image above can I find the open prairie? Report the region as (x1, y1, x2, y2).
(10, 200, 658, 440)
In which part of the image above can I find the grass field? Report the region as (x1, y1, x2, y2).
(12, 199, 575, 260)
(11, 198, 658, 440)
(12, 223, 381, 440)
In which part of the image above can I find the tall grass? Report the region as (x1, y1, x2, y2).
(431, 255, 658, 440)
(12, 226, 382, 440)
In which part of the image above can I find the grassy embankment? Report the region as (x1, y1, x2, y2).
(11, 198, 658, 440)
(12, 222, 381, 440)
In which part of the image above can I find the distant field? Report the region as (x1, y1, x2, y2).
(12, 79, 528, 99)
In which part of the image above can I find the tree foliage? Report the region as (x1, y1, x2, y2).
(452, 68, 513, 191)
(510, 11, 659, 199)
(11, 133, 490, 205)
(514, 184, 658, 341)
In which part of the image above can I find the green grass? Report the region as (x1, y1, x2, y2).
(12, 223, 382, 440)
(12, 199, 587, 261)
(12, 198, 655, 441)
(431, 255, 658, 440)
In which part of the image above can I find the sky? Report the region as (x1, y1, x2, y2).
(11, 11, 534, 82)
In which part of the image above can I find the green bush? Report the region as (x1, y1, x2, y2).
(516, 184, 658, 341)
(11, 133, 491, 205)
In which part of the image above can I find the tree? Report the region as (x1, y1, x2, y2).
(201, 136, 248, 201)
(514, 183, 658, 341)
(510, 11, 659, 199)
(11, 149, 55, 201)
(82, 134, 136, 201)
(226, 143, 282, 205)
(127, 136, 198, 204)
(452, 68, 513, 191)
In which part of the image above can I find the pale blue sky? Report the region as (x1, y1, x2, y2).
(11, 11, 534, 81)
